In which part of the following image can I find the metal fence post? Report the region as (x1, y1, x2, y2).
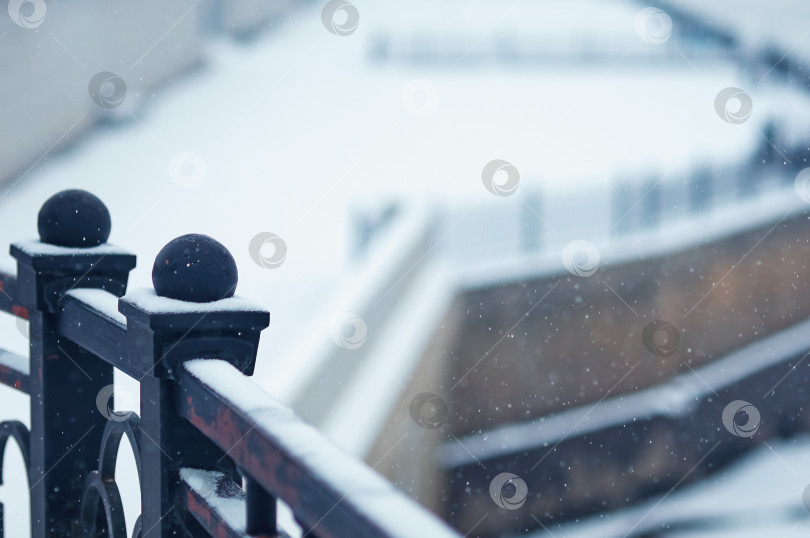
(118, 233, 270, 537)
(11, 190, 135, 537)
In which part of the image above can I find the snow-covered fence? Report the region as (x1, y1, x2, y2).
(436, 122, 810, 283)
(0, 190, 459, 538)
(656, 0, 810, 90)
(367, 0, 736, 68)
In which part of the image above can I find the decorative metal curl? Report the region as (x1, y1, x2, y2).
(97, 414, 142, 482)
(80, 414, 142, 538)
(131, 515, 142, 538)
(0, 420, 30, 484)
(80, 472, 128, 538)
(0, 420, 31, 538)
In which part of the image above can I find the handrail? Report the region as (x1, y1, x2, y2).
(0, 271, 27, 319)
(0, 349, 29, 393)
(57, 289, 130, 372)
(180, 359, 459, 538)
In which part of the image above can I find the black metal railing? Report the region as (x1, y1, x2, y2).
(0, 189, 460, 538)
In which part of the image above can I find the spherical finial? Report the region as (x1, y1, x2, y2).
(37, 189, 112, 247)
(152, 234, 238, 303)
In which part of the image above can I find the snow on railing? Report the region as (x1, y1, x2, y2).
(0, 189, 460, 538)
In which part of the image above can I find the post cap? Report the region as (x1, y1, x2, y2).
(152, 234, 238, 303)
(37, 189, 112, 247)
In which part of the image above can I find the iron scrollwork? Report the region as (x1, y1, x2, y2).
(80, 414, 142, 538)
(0, 421, 31, 538)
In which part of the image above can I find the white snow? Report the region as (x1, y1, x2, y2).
(10, 239, 133, 257)
(179, 467, 247, 532)
(267, 201, 433, 402)
(121, 287, 267, 314)
(0, 0, 786, 394)
(66, 288, 127, 326)
(321, 258, 456, 457)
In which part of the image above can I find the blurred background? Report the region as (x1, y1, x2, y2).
(2, 0, 810, 536)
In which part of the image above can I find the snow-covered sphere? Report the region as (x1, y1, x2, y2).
(37, 189, 111, 247)
(152, 233, 238, 303)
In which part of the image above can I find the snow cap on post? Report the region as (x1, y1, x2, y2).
(120, 234, 265, 379)
(37, 189, 112, 247)
(13, 189, 134, 312)
(152, 234, 238, 303)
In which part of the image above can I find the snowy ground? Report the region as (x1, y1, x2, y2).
(0, 0, 791, 378)
(1, 0, 809, 535)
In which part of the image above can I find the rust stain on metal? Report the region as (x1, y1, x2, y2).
(0, 363, 27, 393)
(185, 490, 230, 538)
(184, 386, 304, 521)
(185, 396, 206, 431)
(215, 406, 245, 457)
(186, 396, 246, 462)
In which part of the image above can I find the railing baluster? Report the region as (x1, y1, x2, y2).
(26, 311, 107, 538)
(139, 374, 229, 536)
(245, 477, 276, 535)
